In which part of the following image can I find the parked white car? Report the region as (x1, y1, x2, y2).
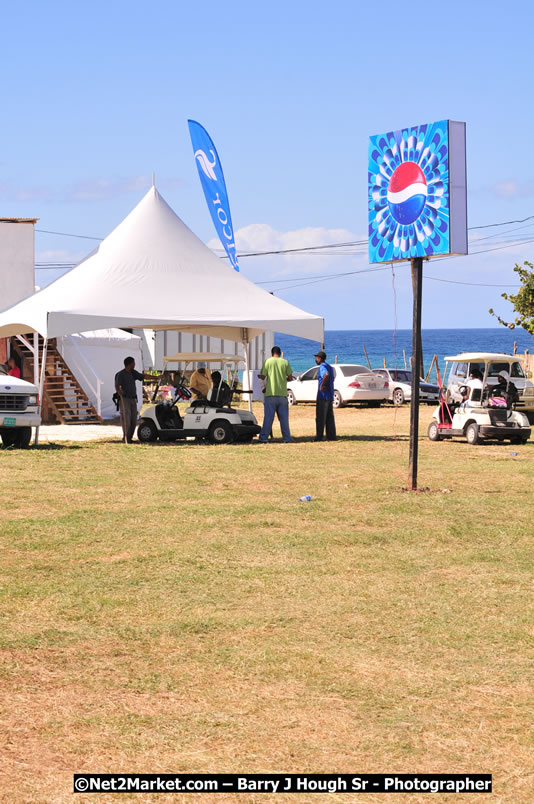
(287, 363, 389, 408)
(0, 364, 40, 447)
(372, 368, 440, 406)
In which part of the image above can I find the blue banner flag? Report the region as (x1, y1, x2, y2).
(188, 120, 239, 271)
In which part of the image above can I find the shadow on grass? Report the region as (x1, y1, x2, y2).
(0, 443, 84, 451)
(123, 435, 413, 447)
(255, 435, 411, 444)
(31, 443, 84, 451)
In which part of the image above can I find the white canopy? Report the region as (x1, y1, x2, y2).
(164, 352, 244, 364)
(444, 353, 517, 362)
(0, 187, 323, 344)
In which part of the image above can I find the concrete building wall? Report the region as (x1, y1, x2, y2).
(0, 219, 36, 363)
(0, 221, 35, 311)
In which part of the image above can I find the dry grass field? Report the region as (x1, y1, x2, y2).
(1, 403, 532, 803)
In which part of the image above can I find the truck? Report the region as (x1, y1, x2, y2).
(0, 364, 41, 447)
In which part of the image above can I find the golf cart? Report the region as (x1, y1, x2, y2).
(137, 353, 260, 444)
(428, 356, 531, 445)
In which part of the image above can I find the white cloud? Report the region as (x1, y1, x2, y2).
(36, 248, 85, 263)
(208, 223, 364, 281)
(0, 183, 54, 202)
(490, 179, 534, 199)
(68, 174, 150, 201)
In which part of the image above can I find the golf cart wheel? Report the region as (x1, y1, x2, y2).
(465, 422, 480, 445)
(427, 421, 441, 441)
(1, 430, 17, 447)
(333, 390, 344, 409)
(209, 420, 233, 444)
(287, 389, 296, 406)
(14, 427, 32, 448)
(137, 419, 158, 443)
(393, 387, 405, 406)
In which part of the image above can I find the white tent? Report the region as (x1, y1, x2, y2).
(0, 186, 324, 344)
(56, 328, 143, 420)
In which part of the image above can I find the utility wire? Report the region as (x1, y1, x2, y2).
(35, 228, 102, 241)
(35, 214, 534, 255)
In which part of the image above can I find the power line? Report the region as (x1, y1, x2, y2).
(425, 276, 519, 287)
(35, 213, 534, 256)
(468, 214, 534, 231)
(35, 228, 102, 241)
(33, 214, 534, 291)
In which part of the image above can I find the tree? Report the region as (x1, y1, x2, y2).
(489, 261, 534, 335)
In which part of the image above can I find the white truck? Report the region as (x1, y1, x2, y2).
(0, 364, 40, 447)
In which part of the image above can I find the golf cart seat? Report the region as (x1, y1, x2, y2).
(190, 396, 219, 409)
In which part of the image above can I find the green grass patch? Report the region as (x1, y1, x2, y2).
(1, 405, 533, 801)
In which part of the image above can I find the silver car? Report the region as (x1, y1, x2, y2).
(287, 363, 389, 408)
(372, 368, 440, 406)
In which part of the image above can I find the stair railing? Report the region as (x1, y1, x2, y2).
(58, 336, 104, 417)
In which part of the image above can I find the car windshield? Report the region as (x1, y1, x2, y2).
(340, 365, 370, 377)
(391, 370, 411, 382)
(374, 369, 411, 382)
(0, 363, 7, 375)
(487, 361, 525, 378)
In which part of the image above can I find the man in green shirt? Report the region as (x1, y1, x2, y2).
(258, 346, 294, 443)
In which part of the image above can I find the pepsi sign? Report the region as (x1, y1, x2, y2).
(369, 120, 467, 263)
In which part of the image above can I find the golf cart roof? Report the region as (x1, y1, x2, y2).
(163, 352, 243, 364)
(444, 352, 518, 363)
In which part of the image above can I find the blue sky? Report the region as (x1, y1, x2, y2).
(3, 0, 534, 331)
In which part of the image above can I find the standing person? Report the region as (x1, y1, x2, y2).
(7, 357, 21, 378)
(115, 356, 152, 443)
(314, 350, 337, 442)
(258, 346, 294, 443)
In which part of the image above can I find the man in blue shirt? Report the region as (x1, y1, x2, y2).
(314, 350, 337, 442)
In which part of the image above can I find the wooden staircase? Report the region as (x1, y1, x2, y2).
(11, 336, 103, 424)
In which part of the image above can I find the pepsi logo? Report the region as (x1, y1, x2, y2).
(387, 161, 427, 225)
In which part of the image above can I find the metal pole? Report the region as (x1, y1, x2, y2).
(243, 341, 252, 413)
(33, 331, 39, 386)
(35, 337, 48, 446)
(409, 257, 423, 490)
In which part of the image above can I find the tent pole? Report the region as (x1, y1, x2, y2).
(245, 342, 252, 413)
(35, 337, 48, 446)
(33, 331, 39, 387)
(242, 332, 253, 413)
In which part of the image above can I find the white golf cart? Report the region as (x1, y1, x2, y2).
(428, 353, 531, 445)
(136, 353, 260, 445)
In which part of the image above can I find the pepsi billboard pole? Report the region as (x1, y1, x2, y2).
(368, 120, 467, 489)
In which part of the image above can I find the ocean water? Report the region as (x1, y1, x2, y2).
(276, 328, 534, 378)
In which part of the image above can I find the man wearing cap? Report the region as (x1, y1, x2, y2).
(491, 369, 519, 407)
(314, 350, 337, 442)
(258, 346, 294, 443)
